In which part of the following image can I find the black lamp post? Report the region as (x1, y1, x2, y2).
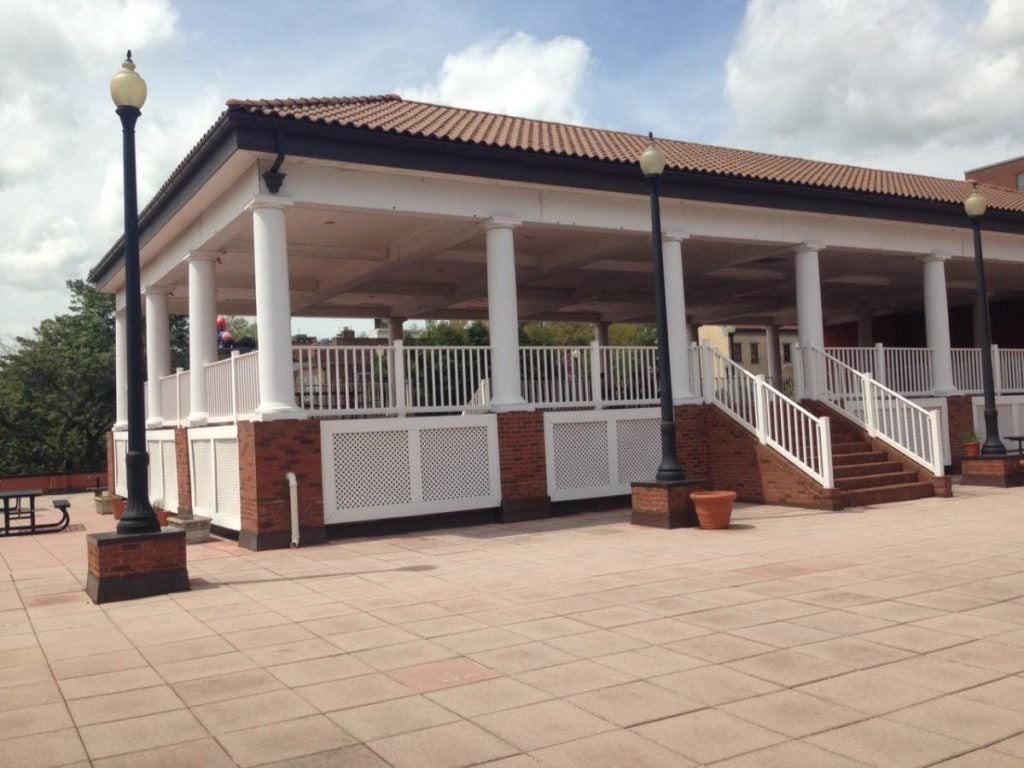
(964, 183, 1006, 457)
(111, 52, 159, 533)
(640, 134, 685, 482)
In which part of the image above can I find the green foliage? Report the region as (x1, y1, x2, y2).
(610, 324, 657, 346)
(0, 280, 115, 474)
(227, 316, 257, 341)
(407, 320, 489, 346)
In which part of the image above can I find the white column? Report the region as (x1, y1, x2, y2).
(114, 305, 128, 430)
(247, 195, 299, 418)
(484, 218, 526, 410)
(388, 318, 405, 410)
(663, 232, 696, 402)
(687, 323, 701, 348)
(144, 287, 172, 427)
(595, 321, 611, 348)
(795, 243, 826, 349)
(186, 253, 218, 424)
(766, 325, 782, 385)
(923, 253, 955, 394)
(856, 310, 873, 347)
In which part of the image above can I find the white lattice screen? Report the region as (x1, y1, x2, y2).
(544, 408, 660, 501)
(145, 430, 178, 511)
(189, 425, 240, 530)
(113, 435, 127, 496)
(321, 415, 500, 524)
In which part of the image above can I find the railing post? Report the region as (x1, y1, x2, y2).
(230, 351, 239, 424)
(392, 340, 407, 415)
(993, 344, 1003, 395)
(701, 342, 714, 404)
(819, 416, 834, 488)
(874, 343, 887, 387)
(862, 372, 878, 437)
(590, 340, 603, 410)
(793, 343, 805, 401)
(928, 409, 944, 476)
(754, 375, 768, 444)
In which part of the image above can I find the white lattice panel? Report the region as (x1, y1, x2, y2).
(113, 436, 127, 496)
(215, 439, 240, 522)
(552, 421, 610, 491)
(322, 415, 500, 524)
(615, 418, 661, 485)
(544, 408, 659, 501)
(147, 440, 165, 502)
(189, 425, 240, 530)
(162, 444, 179, 510)
(420, 426, 493, 502)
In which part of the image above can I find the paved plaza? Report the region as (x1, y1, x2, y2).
(3, 485, 1024, 767)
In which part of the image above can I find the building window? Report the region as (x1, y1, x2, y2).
(783, 343, 792, 363)
(750, 343, 760, 364)
(731, 342, 742, 362)
(1018, 172, 1024, 192)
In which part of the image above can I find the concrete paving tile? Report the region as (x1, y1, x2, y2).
(0, 679, 62, 712)
(806, 718, 973, 768)
(328, 694, 460, 740)
(0, 701, 73, 739)
(722, 689, 866, 737)
(567, 606, 656, 628)
(931, 639, 1024, 673)
(0, 662, 52, 690)
(79, 709, 207, 760)
(154, 650, 257, 683)
(874, 655, 1003, 692)
(217, 714, 357, 767)
(478, 756, 544, 768)
(568, 680, 703, 726)
(369, 720, 517, 768)
(326, 624, 420, 652)
(243, 637, 342, 667)
(910, 613, 1020, 639)
(960, 674, 1024, 712)
(469, 641, 577, 674)
(259, 744, 391, 768)
(887, 694, 1024, 745)
(222, 622, 317, 650)
(651, 663, 780, 705)
(516, 659, 635, 696)
(68, 684, 184, 726)
(427, 677, 551, 716)
(726, 648, 855, 686)
(796, 668, 940, 715)
(436, 626, 535, 654)
(729, 620, 835, 648)
(58, 665, 164, 700)
(859, 624, 971, 653)
(0, 727, 88, 768)
(665, 631, 776, 663)
(139, 634, 235, 664)
(531, 730, 696, 768)
(710, 740, 873, 767)
(612, 617, 710, 644)
(172, 668, 284, 706)
(791, 609, 894, 635)
(633, 708, 786, 764)
(192, 687, 317, 734)
(592, 646, 706, 677)
(387, 656, 498, 692)
(678, 606, 769, 631)
(354, 638, 457, 670)
(545, 629, 647, 657)
(266, 652, 374, 687)
(796, 636, 913, 669)
(296, 671, 413, 710)
(931, 748, 1024, 767)
(90, 737, 237, 768)
(475, 699, 614, 751)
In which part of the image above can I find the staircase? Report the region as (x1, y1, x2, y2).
(831, 423, 935, 507)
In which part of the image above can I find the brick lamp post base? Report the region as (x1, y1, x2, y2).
(961, 456, 1024, 488)
(86, 530, 189, 604)
(630, 480, 705, 528)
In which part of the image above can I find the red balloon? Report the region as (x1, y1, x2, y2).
(216, 315, 228, 331)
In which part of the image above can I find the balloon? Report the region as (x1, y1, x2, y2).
(221, 331, 234, 343)
(216, 315, 228, 331)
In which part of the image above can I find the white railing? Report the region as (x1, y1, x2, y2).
(1000, 348, 1024, 393)
(807, 345, 943, 476)
(520, 346, 593, 407)
(826, 344, 932, 396)
(600, 345, 660, 406)
(295, 345, 393, 414)
(952, 348, 983, 393)
(204, 351, 259, 423)
(405, 344, 491, 413)
(157, 368, 190, 426)
(701, 344, 833, 488)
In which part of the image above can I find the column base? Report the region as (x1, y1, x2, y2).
(499, 496, 551, 523)
(166, 514, 212, 544)
(961, 456, 1024, 487)
(187, 412, 209, 427)
(113, 421, 128, 431)
(630, 480, 705, 528)
(490, 399, 533, 413)
(86, 530, 189, 604)
(254, 405, 307, 421)
(145, 417, 165, 429)
(238, 526, 326, 551)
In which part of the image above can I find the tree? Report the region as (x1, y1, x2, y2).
(0, 280, 115, 474)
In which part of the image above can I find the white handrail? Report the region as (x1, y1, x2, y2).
(703, 344, 833, 488)
(808, 344, 943, 476)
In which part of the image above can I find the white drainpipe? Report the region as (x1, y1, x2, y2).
(286, 472, 299, 548)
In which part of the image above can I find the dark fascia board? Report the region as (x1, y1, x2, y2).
(88, 115, 237, 288)
(231, 112, 1024, 237)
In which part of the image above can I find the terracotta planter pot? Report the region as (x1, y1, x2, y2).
(691, 491, 736, 530)
(111, 498, 127, 520)
(964, 442, 981, 457)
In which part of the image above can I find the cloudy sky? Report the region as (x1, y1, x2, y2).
(1, 0, 1022, 340)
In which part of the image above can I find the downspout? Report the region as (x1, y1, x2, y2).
(262, 131, 286, 193)
(286, 472, 299, 547)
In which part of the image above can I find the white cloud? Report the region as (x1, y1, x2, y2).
(724, 0, 1024, 178)
(400, 32, 592, 124)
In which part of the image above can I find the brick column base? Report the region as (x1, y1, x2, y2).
(946, 395, 975, 471)
(86, 530, 188, 604)
(496, 411, 550, 523)
(630, 481, 700, 528)
(961, 456, 1024, 487)
(174, 427, 193, 517)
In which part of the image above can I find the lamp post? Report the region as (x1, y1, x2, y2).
(964, 183, 1006, 457)
(111, 52, 159, 533)
(640, 134, 685, 482)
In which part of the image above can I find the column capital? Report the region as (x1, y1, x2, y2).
(142, 285, 174, 297)
(795, 241, 826, 253)
(184, 251, 218, 264)
(662, 230, 690, 243)
(921, 251, 952, 263)
(245, 194, 294, 213)
(481, 217, 522, 231)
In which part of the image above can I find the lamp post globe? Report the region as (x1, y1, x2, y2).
(640, 133, 685, 482)
(112, 51, 159, 534)
(964, 182, 1006, 457)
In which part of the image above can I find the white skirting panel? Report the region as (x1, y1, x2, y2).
(972, 395, 1024, 452)
(111, 429, 180, 509)
(321, 414, 500, 524)
(188, 424, 241, 531)
(544, 407, 660, 501)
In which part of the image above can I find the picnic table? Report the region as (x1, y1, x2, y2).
(0, 491, 71, 535)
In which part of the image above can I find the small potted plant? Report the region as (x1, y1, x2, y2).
(690, 490, 737, 529)
(962, 432, 981, 457)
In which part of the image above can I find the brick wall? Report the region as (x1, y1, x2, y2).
(174, 428, 192, 516)
(88, 532, 186, 579)
(496, 411, 550, 521)
(238, 419, 325, 550)
(674, 405, 710, 481)
(947, 395, 975, 469)
(0, 471, 106, 494)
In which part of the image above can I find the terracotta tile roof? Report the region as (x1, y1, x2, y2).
(225, 95, 1024, 214)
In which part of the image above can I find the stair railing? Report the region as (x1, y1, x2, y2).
(701, 344, 833, 488)
(802, 344, 943, 476)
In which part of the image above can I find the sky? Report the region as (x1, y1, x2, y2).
(1, 0, 1023, 341)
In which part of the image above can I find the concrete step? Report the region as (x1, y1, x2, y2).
(836, 471, 920, 491)
(832, 441, 874, 456)
(841, 482, 935, 507)
(832, 451, 888, 466)
(834, 461, 905, 479)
